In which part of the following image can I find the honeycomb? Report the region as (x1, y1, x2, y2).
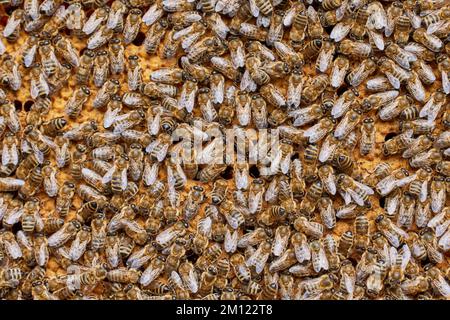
(0, 0, 449, 300)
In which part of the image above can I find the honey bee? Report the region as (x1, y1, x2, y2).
(74, 49, 95, 84)
(239, 23, 267, 42)
(338, 230, 354, 258)
(3, 9, 25, 43)
(413, 28, 443, 53)
(92, 79, 120, 109)
(107, 268, 140, 284)
(359, 117, 375, 155)
(87, 25, 114, 50)
(65, 86, 90, 119)
(123, 9, 142, 44)
(245, 240, 271, 274)
(346, 58, 377, 87)
(48, 219, 81, 248)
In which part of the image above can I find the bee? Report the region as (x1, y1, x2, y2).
(382, 130, 414, 157)
(378, 95, 411, 121)
(260, 83, 286, 109)
(3, 9, 24, 42)
(437, 54, 450, 94)
(179, 261, 199, 294)
(246, 240, 271, 274)
(420, 228, 443, 264)
(29, 63, 50, 99)
(55, 181, 76, 218)
(359, 117, 375, 156)
(123, 9, 142, 44)
(289, 6, 307, 46)
(338, 231, 354, 258)
(366, 259, 388, 297)
(392, 13, 411, 45)
(75, 49, 95, 84)
(48, 219, 81, 248)
(413, 28, 443, 53)
(90, 50, 110, 88)
(1, 55, 22, 91)
(87, 25, 114, 50)
(425, 266, 450, 298)
(378, 58, 411, 90)
(346, 58, 377, 87)
(105, 38, 125, 76)
(93, 79, 122, 110)
(400, 276, 430, 297)
(420, 91, 447, 122)
(64, 86, 90, 119)
(328, 55, 349, 88)
(239, 22, 268, 42)
(41, 162, 58, 198)
(143, 18, 168, 54)
(375, 214, 409, 248)
(339, 39, 372, 59)
(107, 268, 141, 284)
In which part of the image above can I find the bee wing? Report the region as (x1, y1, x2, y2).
(235, 168, 248, 190)
(294, 242, 311, 263)
(2, 144, 11, 166)
(270, 148, 283, 173)
(418, 180, 428, 203)
(431, 275, 450, 298)
(210, 14, 229, 39)
(386, 192, 400, 216)
(45, 171, 58, 197)
(303, 122, 327, 144)
(120, 169, 128, 191)
(179, 84, 197, 113)
(256, 15, 270, 28)
(143, 4, 163, 26)
(441, 70, 450, 95)
(280, 154, 291, 175)
(367, 29, 384, 51)
(4, 239, 22, 259)
(255, 252, 270, 274)
(224, 229, 238, 253)
(140, 263, 163, 286)
(331, 63, 347, 89)
(5, 207, 24, 225)
(211, 78, 225, 105)
(273, 231, 289, 257)
(381, 230, 400, 248)
(438, 231, 450, 251)
(104, 107, 122, 129)
(102, 166, 115, 184)
(283, 6, 297, 26)
(23, 43, 37, 68)
(335, 0, 348, 20)
(317, 47, 334, 73)
(323, 172, 337, 196)
(331, 96, 350, 119)
(148, 111, 161, 136)
(264, 178, 278, 203)
(431, 186, 445, 213)
(182, 32, 203, 51)
(318, 135, 337, 163)
(249, 191, 263, 214)
(287, 77, 303, 110)
(185, 268, 198, 293)
(240, 69, 257, 92)
(83, 14, 104, 35)
(3, 16, 21, 37)
(330, 22, 351, 42)
(248, 0, 260, 17)
(35, 241, 49, 266)
(346, 188, 365, 207)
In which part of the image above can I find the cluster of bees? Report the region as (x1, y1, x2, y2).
(0, 0, 449, 300)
